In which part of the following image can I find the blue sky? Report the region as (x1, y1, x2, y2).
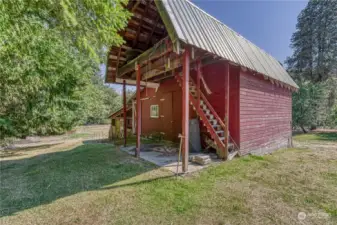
(192, 0, 308, 62)
(107, 0, 308, 92)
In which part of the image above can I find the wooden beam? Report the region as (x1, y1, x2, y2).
(138, 56, 181, 80)
(224, 62, 230, 158)
(182, 49, 190, 173)
(121, 45, 132, 50)
(133, 0, 150, 48)
(115, 47, 122, 75)
(146, 15, 160, 47)
(139, 54, 220, 82)
(130, 55, 170, 78)
(132, 100, 136, 134)
(131, 0, 141, 12)
(117, 37, 171, 77)
(197, 59, 201, 112)
(109, 55, 126, 61)
(115, 78, 159, 88)
(135, 64, 141, 158)
(123, 79, 127, 147)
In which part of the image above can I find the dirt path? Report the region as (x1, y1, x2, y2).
(0, 125, 110, 161)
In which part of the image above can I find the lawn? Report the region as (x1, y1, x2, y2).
(0, 134, 336, 225)
(293, 132, 337, 142)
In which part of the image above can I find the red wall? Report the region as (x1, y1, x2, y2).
(138, 63, 293, 156)
(239, 71, 292, 155)
(140, 78, 196, 141)
(199, 62, 240, 145)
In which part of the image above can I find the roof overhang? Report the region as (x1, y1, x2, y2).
(106, 0, 298, 90)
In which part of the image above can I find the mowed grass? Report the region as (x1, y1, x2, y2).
(293, 132, 337, 142)
(1, 140, 337, 225)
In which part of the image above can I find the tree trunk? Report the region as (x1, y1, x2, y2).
(300, 125, 308, 133)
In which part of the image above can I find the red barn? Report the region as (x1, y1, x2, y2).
(106, 0, 298, 172)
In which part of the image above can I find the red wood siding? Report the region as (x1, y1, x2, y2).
(197, 62, 240, 145)
(240, 71, 292, 155)
(229, 66, 240, 146)
(140, 78, 196, 141)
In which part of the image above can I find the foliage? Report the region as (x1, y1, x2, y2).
(0, 0, 130, 138)
(286, 0, 337, 83)
(82, 75, 122, 124)
(0, 0, 130, 61)
(292, 81, 323, 132)
(287, 0, 337, 130)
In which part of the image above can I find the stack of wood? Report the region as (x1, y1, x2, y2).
(189, 154, 212, 165)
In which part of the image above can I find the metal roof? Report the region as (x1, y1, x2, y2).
(157, 0, 298, 89)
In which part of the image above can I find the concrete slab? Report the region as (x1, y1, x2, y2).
(120, 144, 221, 174)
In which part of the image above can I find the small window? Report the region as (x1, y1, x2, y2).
(150, 105, 159, 118)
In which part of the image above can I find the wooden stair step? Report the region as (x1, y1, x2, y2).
(216, 130, 224, 135)
(176, 75, 239, 159)
(208, 119, 217, 124)
(206, 114, 214, 119)
(227, 150, 238, 161)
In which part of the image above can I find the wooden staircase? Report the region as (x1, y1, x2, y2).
(175, 74, 238, 160)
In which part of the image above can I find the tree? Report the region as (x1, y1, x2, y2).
(286, 0, 337, 82)
(82, 75, 122, 124)
(292, 81, 323, 132)
(0, 0, 130, 138)
(287, 0, 337, 129)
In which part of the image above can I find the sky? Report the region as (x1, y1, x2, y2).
(192, 0, 308, 62)
(107, 0, 308, 92)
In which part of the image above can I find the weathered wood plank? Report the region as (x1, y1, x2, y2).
(117, 37, 171, 77)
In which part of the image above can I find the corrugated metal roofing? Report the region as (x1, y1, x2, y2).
(158, 0, 298, 88)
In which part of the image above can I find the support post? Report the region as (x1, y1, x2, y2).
(132, 100, 136, 134)
(182, 49, 190, 173)
(123, 79, 127, 147)
(136, 64, 141, 158)
(224, 63, 230, 158)
(196, 59, 201, 111)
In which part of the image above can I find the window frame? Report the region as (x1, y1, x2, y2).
(150, 104, 159, 118)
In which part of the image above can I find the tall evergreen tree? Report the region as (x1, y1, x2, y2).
(286, 0, 337, 82)
(287, 0, 337, 130)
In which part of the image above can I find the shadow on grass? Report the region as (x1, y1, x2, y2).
(0, 143, 157, 217)
(0, 143, 65, 159)
(99, 175, 175, 190)
(112, 136, 178, 147)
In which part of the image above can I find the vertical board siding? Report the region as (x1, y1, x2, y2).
(191, 62, 240, 146)
(240, 71, 292, 155)
(229, 66, 240, 146)
(140, 78, 196, 141)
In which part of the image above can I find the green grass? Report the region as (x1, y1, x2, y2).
(1, 143, 336, 225)
(66, 133, 92, 139)
(0, 144, 157, 217)
(293, 132, 337, 142)
(113, 135, 177, 147)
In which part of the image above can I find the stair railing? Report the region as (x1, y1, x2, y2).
(188, 76, 227, 134)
